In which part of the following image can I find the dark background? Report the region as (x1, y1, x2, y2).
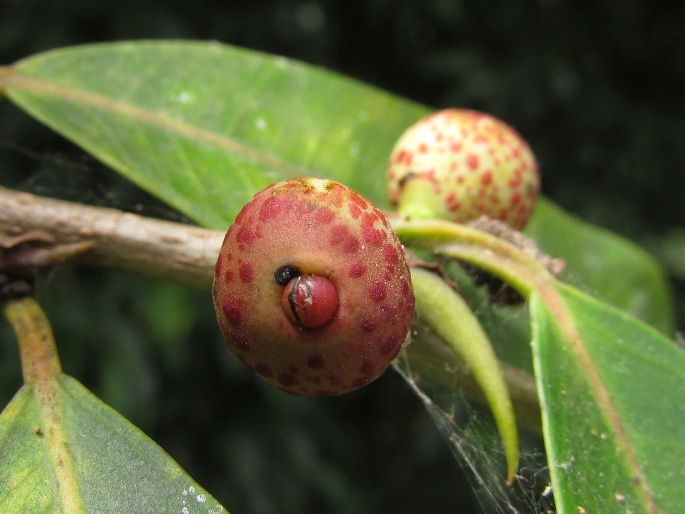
(1, 1, 683, 513)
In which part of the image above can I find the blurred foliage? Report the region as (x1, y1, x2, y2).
(1, 1, 683, 513)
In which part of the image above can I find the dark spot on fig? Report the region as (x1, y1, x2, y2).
(255, 363, 274, 378)
(307, 355, 325, 369)
(232, 334, 250, 351)
(278, 373, 297, 387)
(274, 264, 301, 286)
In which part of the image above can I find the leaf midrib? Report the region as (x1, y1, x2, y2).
(1, 70, 315, 180)
(539, 283, 658, 514)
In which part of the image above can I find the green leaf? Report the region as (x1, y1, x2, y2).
(0, 375, 227, 513)
(526, 198, 674, 334)
(1, 41, 426, 229)
(530, 282, 685, 514)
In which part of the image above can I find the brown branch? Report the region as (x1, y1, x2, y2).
(0, 186, 541, 432)
(0, 186, 223, 289)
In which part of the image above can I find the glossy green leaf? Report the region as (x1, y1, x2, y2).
(530, 282, 685, 513)
(1, 41, 671, 330)
(526, 198, 674, 334)
(0, 374, 226, 513)
(1, 41, 426, 229)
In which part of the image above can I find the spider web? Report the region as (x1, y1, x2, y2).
(393, 277, 555, 514)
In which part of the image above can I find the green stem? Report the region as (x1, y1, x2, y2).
(396, 177, 443, 220)
(410, 267, 519, 483)
(3, 296, 62, 384)
(393, 218, 554, 297)
(2, 297, 85, 514)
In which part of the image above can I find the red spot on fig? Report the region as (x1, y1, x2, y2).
(368, 282, 387, 302)
(349, 262, 366, 278)
(236, 225, 259, 249)
(360, 318, 377, 333)
(222, 299, 242, 326)
(348, 202, 362, 219)
(314, 207, 335, 224)
(239, 262, 254, 283)
(330, 225, 360, 253)
(400, 278, 410, 296)
(396, 149, 413, 165)
(350, 192, 369, 209)
(467, 154, 479, 170)
(255, 363, 273, 377)
(379, 334, 400, 356)
(232, 334, 250, 351)
(307, 355, 325, 369)
(362, 225, 384, 247)
(383, 243, 399, 265)
(259, 197, 285, 221)
(215, 256, 223, 279)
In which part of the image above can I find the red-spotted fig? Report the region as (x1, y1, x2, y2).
(212, 178, 415, 395)
(388, 108, 540, 230)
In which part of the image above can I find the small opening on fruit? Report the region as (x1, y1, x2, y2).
(274, 264, 301, 286)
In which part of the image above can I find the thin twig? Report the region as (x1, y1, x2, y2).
(0, 186, 223, 289)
